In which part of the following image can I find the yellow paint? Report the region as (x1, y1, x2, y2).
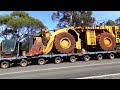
(43, 27, 75, 54)
(33, 25, 120, 54)
(44, 29, 51, 40)
(42, 27, 82, 54)
(60, 37, 71, 49)
(35, 37, 42, 43)
(104, 37, 112, 47)
(86, 30, 96, 45)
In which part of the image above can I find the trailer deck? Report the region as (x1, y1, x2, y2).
(0, 50, 120, 69)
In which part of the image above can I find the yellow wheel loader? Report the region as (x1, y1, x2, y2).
(27, 26, 120, 56)
(27, 27, 81, 56)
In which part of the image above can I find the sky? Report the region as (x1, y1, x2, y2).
(0, 11, 120, 42)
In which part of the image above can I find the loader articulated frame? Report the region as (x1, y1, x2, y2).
(28, 27, 81, 56)
(27, 25, 120, 56)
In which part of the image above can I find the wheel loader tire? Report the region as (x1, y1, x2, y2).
(97, 33, 116, 51)
(54, 32, 75, 54)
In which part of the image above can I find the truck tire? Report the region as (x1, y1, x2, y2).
(54, 57, 62, 64)
(69, 56, 77, 63)
(97, 33, 116, 51)
(54, 32, 75, 54)
(109, 53, 115, 59)
(1, 61, 10, 69)
(96, 54, 103, 60)
(83, 55, 90, 61)
(38, 58, 46, 65)
(20, 59, 28, 67)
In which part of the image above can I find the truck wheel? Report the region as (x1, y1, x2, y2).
(54, 32, 75, 54)
(70, 56, 77, 63)
(20, 59, 28, 67)
(1, 61, 10, 69)
(109, 53, 115, 59)
(38, 58, 46, 65)
(96, 54, 103, 60)
(83, 55, 90, 61)
(97, 33, 116, 51)
(54, 57, 62, 64)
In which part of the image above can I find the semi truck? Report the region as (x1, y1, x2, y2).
(1, 25, 120, 69)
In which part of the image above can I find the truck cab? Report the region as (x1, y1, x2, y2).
(0, 39, 22, 58)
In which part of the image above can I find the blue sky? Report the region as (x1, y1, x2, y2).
(0, 11, 120, 42)
(0, 11, 120, 29)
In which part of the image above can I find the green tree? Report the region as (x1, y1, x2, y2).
(51, 11, 95, 28)
(106, 19, 116, 26)
(0, 11, 46, 52)
(115, 17, 120, 26)
(0, 11, 45, 41)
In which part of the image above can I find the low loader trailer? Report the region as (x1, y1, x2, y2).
(0, 50, 120, 69)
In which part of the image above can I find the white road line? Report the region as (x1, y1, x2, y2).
(0, 62, 120, 76)
(75, 73, 120, 79)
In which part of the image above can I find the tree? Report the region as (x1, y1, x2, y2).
(51, 11, 95, 29)
(106, 19, 116, 26)
(0, 11, 46, 52)
(0, 15, 13, 39)
(115, 17, 120, 26)
(0, 11, 45, 41)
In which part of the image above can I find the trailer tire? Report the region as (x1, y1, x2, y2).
(83, 55, 90, 61)
(97, 33, 116, 51)
(70, 56, 77, 63)
(1, 61, 10, 69)
(20, 59, 28, 67)
(109, 53, 115, 59)
(54, 57, 62, 64)
(54, 32, 75, 54)
(96, 54, 103, 60)
(38, 58, 46, 65)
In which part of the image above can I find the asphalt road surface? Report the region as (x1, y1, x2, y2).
(1, 59, 120, 79)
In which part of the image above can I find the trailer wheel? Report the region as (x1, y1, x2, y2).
(54, 57, 62, 64)
(96, 54, 103, 60)
(54, 32, 75, 54)
(38, 58, 46, 65)
(20, 59, 28, 67)
(70, 56, 77, 63)
(1, 61, 10, 69)
(83, 55, 90, 61)
(109, 53, 115, 59)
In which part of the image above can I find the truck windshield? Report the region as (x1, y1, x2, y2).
(2, 39, 16, 53)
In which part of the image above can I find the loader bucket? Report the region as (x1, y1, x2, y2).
(27, 37, 44, 56)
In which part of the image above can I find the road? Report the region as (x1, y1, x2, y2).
(1, 59, 120, 79)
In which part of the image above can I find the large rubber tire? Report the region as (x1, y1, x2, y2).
(54, 32, 75, 54)
(97, 33, 116, 51)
